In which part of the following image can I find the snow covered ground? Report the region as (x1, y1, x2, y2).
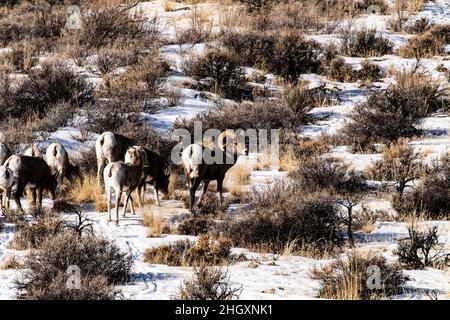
(0, 0, 449, 300)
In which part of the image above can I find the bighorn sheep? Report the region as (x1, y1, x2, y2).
(96, 132, 135, 187)
(24, 145, 43, 158)
(125, 146, 170, 206)
(0, 142, 12, 165)
(45, 143, 80, 186)
(4, 155, 56, 210)
(181, 130, 247, 211)
(0, 166, 14, 212)
(103, 146, 144, 225)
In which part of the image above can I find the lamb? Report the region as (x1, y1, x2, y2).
(0, 166, 14, 212)
(4, 155, 56, 210)
(103, 146, 144, 225)
(96, 132, 135, 187)
(45, 142, 81, 187)
(23, 145, 43, 158)
(181, 130, 247, 211)
(0, 142, 12, 165)
(125, 146, 170, 206)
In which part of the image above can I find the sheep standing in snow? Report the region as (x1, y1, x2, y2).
(0, 165, 14, 212)
(181, 130, 247, 212)
(4, 155, 56, 210)
(96, 132, 135, 187)
(103, 146, 144, 225)
(0, 142, 12, 165)
(45, 142, 81, 187)
(23, 145, 43, 158)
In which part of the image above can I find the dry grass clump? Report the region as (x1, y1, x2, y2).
(398, 25, 450, 58)
(143, 234, 239, 267)
(176, 215, 216, 236)
(68, 174, 107, 211)
(279, 138, 330, 172)
(143, 209, 165, 238)
(223, 164, 250, 197)
(312, 251, 408, 300)
(340, 28, 393, 57)
(175, 264, 242, 300)
(0, 255, 24, 270)
(16, 232, 133, 300)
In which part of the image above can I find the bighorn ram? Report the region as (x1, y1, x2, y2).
(125, 146, 170, 206)
(181, 130, 247, 211)
(4, 155, 56, 210)
(45, 143, 80, 186)
(103, 146, 144, 224)
(96, 132, 135, 187)
(0, 165, 14, 211)
(24, 145, 43, 158)
(0, 142, 12, 165)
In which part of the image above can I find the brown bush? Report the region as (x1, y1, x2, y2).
(182, 48, 244, 100)
(143, 234, 239, 267)
(96, 46, 138, 74)
(366, 139, 426, 195)
(341, 28, 393, 57)
(217, 182, 341, 253)
(16, 232, 132, 299)
(175, 265, 242, 300)
(341, 71, 449, 151)
(398, 25, 450, 58)
(312, 251, 408, 300)
(9, 210, 64, 250)
(177, 215, 216, 236)
(395, 226, 449, 270)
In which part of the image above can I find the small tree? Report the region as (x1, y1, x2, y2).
(366, 139, 426, 195)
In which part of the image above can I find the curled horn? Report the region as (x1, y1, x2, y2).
(218, 130, 237, 152)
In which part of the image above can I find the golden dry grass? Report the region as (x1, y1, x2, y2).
(143, 208, 164, 238)
(223, 164, 250, 197)
(0, 255, 23, 270)
(67, 175, 107, 212)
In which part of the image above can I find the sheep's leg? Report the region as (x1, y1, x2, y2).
(115, 190, 122, 225)
(217, 178, 224, 204)
(129, 193, 136, 215)
(97, 159, 106, 188)
(196, 180, 210, 206)
(106, 187, 112, 222)
(37, 188, 43, 209)
(190, 178, 201, 211)
(6, 189, 11, 209)
(31, 188, 37, 207)
(153, 180, 160, 206)
(136, 186, 143, 208)
(13, 184, 23, 212)
(122, 191, 129, 218)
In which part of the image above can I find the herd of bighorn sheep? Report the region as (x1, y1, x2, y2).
(0, 129, 247, 225)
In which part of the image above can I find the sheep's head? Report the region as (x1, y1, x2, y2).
(218, 130, 248, 156)
(125, 146, 143, 167)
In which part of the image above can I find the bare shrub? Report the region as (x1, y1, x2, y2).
(395, 226, 449, 270)
(9, 210, 64, 250)
(222, 30, 331, 82)
(175, 264, 242, 300)
(182, 48, 244, 99)
(406, 17, 433, 34)
(392, 170, 449, 219)
(218, 182, 341, 253)
(174, 4, 213, 45)
(177, 215, 215, 236)
(16, 232, 133, 299)
(174, 100, 302, 135)
(398, 25, 450, 58)
(366, 139, 426, 195)
(340, 71, 449, 151)
(143, 234, 238, 267)
(312, 251, 408, 300)
(357, 59, 385, 83)
(341, 28, 393, 57)
(96, 47, 138, 74)
(3, 60, 93, 120)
